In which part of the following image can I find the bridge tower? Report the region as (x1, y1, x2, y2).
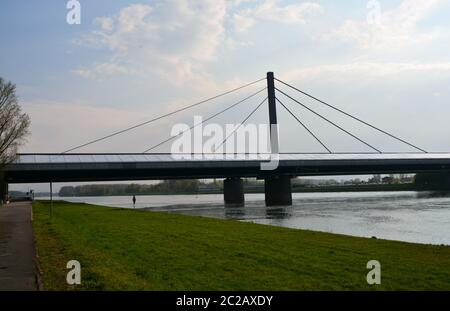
(264, 72, 293, 206)
(267, 71, 279, 153)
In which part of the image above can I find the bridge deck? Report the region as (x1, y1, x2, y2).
(11, 153, 450, 164)
(4, 153, 450, 183)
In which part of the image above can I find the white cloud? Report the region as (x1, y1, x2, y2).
(232, 13, 256, 33)
(251, 0, 322, 24)
(324, 0, 444, 50)
(95, 16, 114, 32)
(72, 62, 135, 79)
(75, 1, 322, 86)
(76, 1, 227, 87)
(233, 0, 322, 32)
(283, 62, 450, 82)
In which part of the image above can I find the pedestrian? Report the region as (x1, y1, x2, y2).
(132, 195, 136, 208)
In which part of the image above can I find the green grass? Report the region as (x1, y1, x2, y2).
(32, 200, 450, 290)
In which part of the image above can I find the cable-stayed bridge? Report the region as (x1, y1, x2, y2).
(3, 72, 450, 206)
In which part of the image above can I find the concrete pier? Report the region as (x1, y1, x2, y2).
(264, 175, 292, 206)
(0, 175, 8, 205)
(224, 177, 245, 206)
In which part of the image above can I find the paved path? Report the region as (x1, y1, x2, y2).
(0, 202, 38, 291)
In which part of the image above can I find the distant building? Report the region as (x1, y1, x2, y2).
(400, 176, 414, 183)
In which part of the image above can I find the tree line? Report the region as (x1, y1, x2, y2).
(59, 180, 202, 196)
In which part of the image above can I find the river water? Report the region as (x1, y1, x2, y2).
(47, 192, 450, 245)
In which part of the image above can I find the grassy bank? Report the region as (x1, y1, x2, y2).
(33, 201, 450, 290)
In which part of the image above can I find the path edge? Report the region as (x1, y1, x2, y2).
(30, 202, 44, 291)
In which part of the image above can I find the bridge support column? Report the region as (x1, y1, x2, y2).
(0, 174, 8, 205)
(264, 175, 292, 206)
(224, 177, 244, 206)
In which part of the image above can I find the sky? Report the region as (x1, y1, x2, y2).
(1, 0, 450, 191)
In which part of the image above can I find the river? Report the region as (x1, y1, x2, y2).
(46, 191, 450, 245)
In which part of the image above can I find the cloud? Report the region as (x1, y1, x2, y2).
(323, 0, 444, 50)
(75, 1, 227, 88)
(72, 62, 135, 79)
(74, 1, 323, 86)
(232, 13, 256, 33)
(95, 16, 114, 32)
(233, 0, 322, 32)
(251, 0, 322, 24)
(282, 62, 450, 82)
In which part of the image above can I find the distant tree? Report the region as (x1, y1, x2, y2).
(369, 174, 381, 184)
(0, 78, 30, 167)
(59, 186, 75, 197)
(352, 178, 362, 185)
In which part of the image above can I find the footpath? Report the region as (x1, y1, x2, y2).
(0, 202, 38, 290)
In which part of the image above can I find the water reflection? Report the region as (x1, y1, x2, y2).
(224, 206, 246, 220)
(416, 191, 450, 199)
(265, 207, 293, 220)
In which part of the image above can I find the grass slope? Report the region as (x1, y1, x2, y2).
(32, 201, 450, 290)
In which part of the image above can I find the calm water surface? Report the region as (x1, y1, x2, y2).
(48, 192, 450, 245)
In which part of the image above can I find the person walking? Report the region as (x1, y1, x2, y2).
(132, 195, 136, 208)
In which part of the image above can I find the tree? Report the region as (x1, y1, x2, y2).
(0, 78, 30, 167)
(369, 174, 381, 184)
(59, 186, 75, 197)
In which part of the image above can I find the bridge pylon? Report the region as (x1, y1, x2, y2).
(265, 72, 293, 206)
(266, 71, 279, 154)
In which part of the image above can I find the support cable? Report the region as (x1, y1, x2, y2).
(276, 87, 382, 154)
(214, 97, 268, 153)
(275, 78, 427, 153)
(142, 88, 267, 153)
(60, 78, 266, 154)
(275, 97, 332, 154)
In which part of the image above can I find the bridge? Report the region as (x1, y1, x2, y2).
(2, 72, 450, 206)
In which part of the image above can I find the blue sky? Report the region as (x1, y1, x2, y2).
(2, 0, 450, 190)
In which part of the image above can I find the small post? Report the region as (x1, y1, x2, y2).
(0, 172, 6, 206)
(266, 72, 279, 153)
(50, 181, 53, 217)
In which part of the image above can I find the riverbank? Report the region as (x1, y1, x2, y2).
(32, 200, 450, 290)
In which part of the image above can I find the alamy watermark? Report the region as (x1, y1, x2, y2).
(366, 260, 381, 285)
(169, 116, 279, 170)
(66, 0, 81, 25)
(66, 260, 81, 285)
(366, 0, 382, 26)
